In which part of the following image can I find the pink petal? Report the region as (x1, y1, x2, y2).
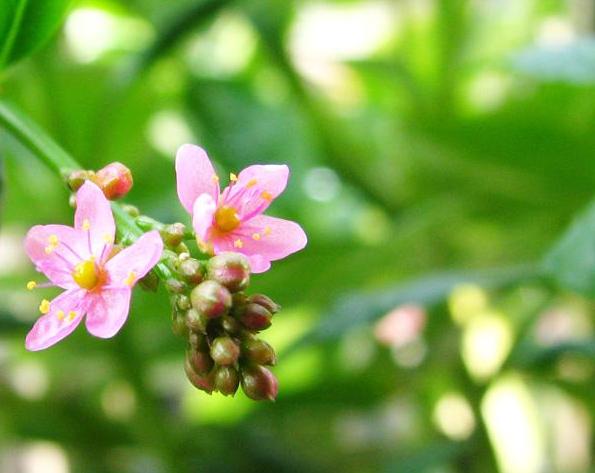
(214, 215, 307, 273)
(176, 144, 220, 213)
(25, 289, 87, 351)
(85, 288, 132, 338)
(24, 224, 88, 288)
(104, 231, 163, 287)
(74, 181, 116, 257)
(192, 193, 217, 242)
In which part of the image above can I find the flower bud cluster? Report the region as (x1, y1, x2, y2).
(67, 162, 133, 200)
(168, 252, 279, 401)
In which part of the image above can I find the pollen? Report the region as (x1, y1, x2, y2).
(264, 226, 272, 236)
(68, 311, 77, 321)
(252, 233, 261, 241)
(261, 191, 273, 201)
(103, 234, 114, 243)
(82, 219, 91, 231)
(230, 172, 238, 182)
(215, 206, 241, 232)
(246, 179, 258, 188)
(56, 310, 65, 321)
(72, 259, 100, 290)
(39, 299, 51, 314)
(48, 235, 59, 245)
(124, 271, 137, 286)
(26, 281, 37, 290)
(211, 174, 220, 183)
(234, 239, 244, 248)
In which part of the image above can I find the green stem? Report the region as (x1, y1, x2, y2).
(0, 0, 28, 69)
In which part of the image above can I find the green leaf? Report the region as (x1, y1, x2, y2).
(0, 0, 71, 70)
(543, 197, 595, 297)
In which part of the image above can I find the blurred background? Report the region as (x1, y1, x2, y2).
(0, 0, 594, 472)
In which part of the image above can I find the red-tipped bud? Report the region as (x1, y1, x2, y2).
(214, 366, 240, 396)
(248, 294, 281, 314)
(241, 365, 278, 401)
(191, 281, 232, 319)
(210, 336, 240, 366)
(94, 162, 133, 199)
(242, 338, 277, 366)
(184, 358, 214, 393)
(207, 252, 250, 293)
(237, 303, 272, 331)
(160, 223, 186, 247)
(185, 308, 209, 333)
(67, 169, 94, 191)
(177, 258, 204, 284)
(186, 348, 214, 375)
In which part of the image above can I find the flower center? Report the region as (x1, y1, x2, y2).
(214, 206, 240, 232)
(72, 259, 101, 290)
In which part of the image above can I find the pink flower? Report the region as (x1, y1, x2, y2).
(175, 144, 307, 273)
(24, 181, 163, 351)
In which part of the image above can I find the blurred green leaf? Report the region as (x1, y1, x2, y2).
(0, 0, 71, 70)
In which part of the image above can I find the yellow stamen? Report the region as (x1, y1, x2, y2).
(72, 259, 99, 290)
(82, 219, 91, 231)
(230, 172, 238, 182)
(211, 174, 220, 183)
(264, 226, 272, 236)
(261, 191, 273, 201)
(39, 299, 50, 314)
(214, 206, 241, 232)
(56, 310, 65, 321)
(246, 179, 258, 188)
(48, 235, 59, 245)
(68, 311, 77, 321)
(26, 281, 37, 291)
(234, 239, 243, 248)
(44, 246, 54, 254)
(124, 271, 137, 286)
(252, 233, 261, 241)
(103, 234, 114, 244)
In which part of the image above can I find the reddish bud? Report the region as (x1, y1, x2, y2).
(241, 365, 278, 401)
(94, 162, 133, 199)
(177, 258, 204, 284)
(191, 281, 232, 319)
(214, 366, 240, 396)
(186, 308, 208, 333)
(186, 348, 214, 375)
(248, 294, 281, 314)
(242, 338, 276, 366)
(184, 357, 214, 393)
(160, 223, 186, 247)
(237, 303, 272, 331)
(207, 252, 250, 293)
(210, 336, 240, 366)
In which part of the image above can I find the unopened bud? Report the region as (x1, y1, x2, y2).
(176, 294, 191, 311)
(186, 308, 208, 333)
(207, 252, 250, 292)
(165, 279, 186, 294)
(241, 365, 278, 401)
(138, 271, 159, 292)
(214, 366, 240, 396)
(188, 332, 209, 351)
(160, 223, 186, 247)
(94, 162, 133, 199)
(174, 242, 190, 255)
(186, 348, 214, 375)
(248, 294, 281, 314)
(136, 215, 162, 231)
(171, 309, 188, 337)
(210, 336, 240, 366)
(237, 303, 272, 331)
(67, 169, 94, 191)
(242, 338, 276, 366)
(122, 204, 140, 217)
(221, 315, 241, 335)
(191, 281, 232, 318)
(177, 258, 204, 284)
(184, 358, 214, 393)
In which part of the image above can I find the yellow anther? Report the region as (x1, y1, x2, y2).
(230, 172, 238, 182)
(26, 281, 37, 290)
(82, 219, 91, 231)
(68, 311, 77, 321)
(261, 191, 273, 201)
(44, 245, 55, 254)
(234, 239, 244, 248)
(264, 226, 272, 236)
(124, 271, 137, 286)
(72, 259, 99, 290)
(48, 235, 59, 245)
(252, 233, 261, 241)
(103, 234, 114, 244)
(214, 206, 241, 232)
(39, 299, 51, 314)
(246, 179, 258, 188)
(56, 310, 65, 321)
(211, 174, 220, 183)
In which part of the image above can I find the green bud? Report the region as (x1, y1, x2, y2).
(67, 169, 94, 191)
(237, 303, 272, 331)
(174, 242, 190, 254)
(214, 366, 240, 396)
(221, 315, 241, 335)
(122, 204, 140, 218)
(176, 294, 191, 311)
(177, 258, 204, 284)
(248, 294, 281, 314)
(186, 348, 214, 375)
(171, 309, 188, 338)
(160, 223, 186, 247)
(241, 365, 278, 401)
(165, 278, 186, 294)
(186, 308, 208, 333)
(138, 271, 159, 292)
(210, 336, 240, 366)
(242, 338, 276, 366)
(207, 252, 250, 293)
(135, 215, 162, 231)
(184, 358, 214, 393)
(191, 281, 232, 319)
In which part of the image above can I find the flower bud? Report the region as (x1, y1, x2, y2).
(186, 307, 208, 333)
(237, 303, 272, 331)
(67, 169, 94, 191)
(165, 279, 186, 294)
(174, 242, 190, 255)
(122, 204, 140, 217)
(188, 332, 209, 351)
(186, 348, 214, 375)
(177, 258, 204, 284)
(171, 309, 189, 337)
(207, 252, 250, 293)
(242, 338, 276, 366)
(248, 294, 281, 314)
(94, 162, 133, 199)
(184, 358, 214, 393)
(138, 271, 159, 292)
(191, 281, 232, 319)
(221, 315, 241, 335)
(241, 365, 278, 401)
(176, 294, 191, 311)
(214, 366, 240, 396)
(210, 336, 240, 366)
(136, 215, 162, 231)
(160, 223, 186, 247)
